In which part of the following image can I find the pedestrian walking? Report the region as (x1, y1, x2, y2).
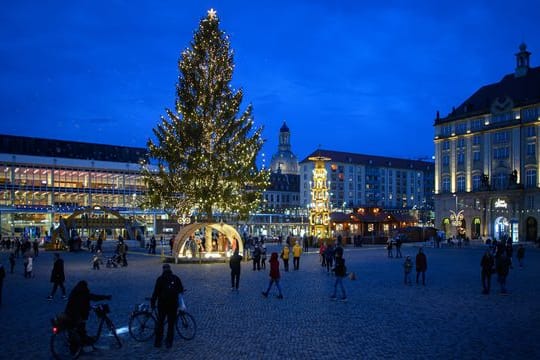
(252, 243, 261, 271)
(292, 241, 302, 270)
(330, 251, 347, 301)
(516, 244, 525, 267)
(262, 252, 283, 299)
(48, 253, 66, 300)
(281, 245, 290, 272)
(325, 244, 334, 273)
(496, 253, 511, 294)
(387, 239, 393, 258)
(92, 251, 102, 270)
(32, 239, 39, 257)
(117, 241, 128, 267)
(403, 256, 413, 285)
(24, 255, 33, 278)
(480, 249, 495, 294)
(319, 242, 327, 267)
(395, 237, 403, 258)
(151, 263, 184, 348)
(150, 236, 157, 255)
(9, 252, 15, 274)
(260, 242, 267, 270)
(229, 249, 242, 291)
(415, 248, 427, 285)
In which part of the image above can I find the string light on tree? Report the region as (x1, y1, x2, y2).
(141, 8, 269, 229)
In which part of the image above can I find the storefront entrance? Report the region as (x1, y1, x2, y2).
(494, 216, 509, 241)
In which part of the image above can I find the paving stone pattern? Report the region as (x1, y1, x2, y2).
(1, 243, 539, 359)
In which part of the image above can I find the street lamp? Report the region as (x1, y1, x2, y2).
(450, 193, 464, 238)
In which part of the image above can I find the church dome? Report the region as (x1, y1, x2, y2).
(269, 121, 299, 175)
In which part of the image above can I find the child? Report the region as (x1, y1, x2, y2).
(403, 256, 413, 285)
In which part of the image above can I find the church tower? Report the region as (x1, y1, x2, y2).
(515, 42, 531, 77)
(270, 121, 299, 175)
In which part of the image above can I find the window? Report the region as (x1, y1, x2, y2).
(472, 174, 481, 190)
(473, 135, 481, 145)
(526, 126, 537, 137)
(441, 125, 452, 137)
(523, 107, 539, 122)
(442, 141, 450, 150)
(526, 169, 537, 188)
(493, 131, 509, 143)
(457, 138, 465, 148)
(457, 152, 465, 165)
(494, 147, 509, 159)
(442, 155, 449, 166)
(493, 173, 507, 190)
(457, 175, 466, 192)
(456, 122, 467, 134)
(473, 150, 481, 162)
(527, 143, 536, 157)
(471, 118, 482, 131)
(442, 177, 450, 193)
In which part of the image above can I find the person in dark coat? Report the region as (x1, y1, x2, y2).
(9, 252, 15, 274)
(496, 253, 511, 294)
(331, 252, 347, 301)
(480, 249, 495, 294)
(415, 248, 427, 285)
(48, 253, 66, 300)
(64, 280, 111, 344)
(151, 263, 184, 348)
(229, 249, 243, 291)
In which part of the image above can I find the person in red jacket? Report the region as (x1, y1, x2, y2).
(262, 252, 283, 299)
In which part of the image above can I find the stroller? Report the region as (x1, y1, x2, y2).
(106, 254, 122, 268)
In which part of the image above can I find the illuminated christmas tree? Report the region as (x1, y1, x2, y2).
(142, 8, 269, 222)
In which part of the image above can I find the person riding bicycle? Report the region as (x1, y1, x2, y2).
(64, 280, 111, 345)
(151, 263, 184, 348)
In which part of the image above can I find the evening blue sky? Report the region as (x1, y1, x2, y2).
(1, 1, 539, 164)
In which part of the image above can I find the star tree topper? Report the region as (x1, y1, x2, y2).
(207, 8, 217, 20)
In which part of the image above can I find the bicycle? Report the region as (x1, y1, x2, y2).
(128, 296, 196, 342)
(50, 303, 122, 359)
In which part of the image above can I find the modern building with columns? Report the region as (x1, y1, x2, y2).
(433, 43, 540, 242)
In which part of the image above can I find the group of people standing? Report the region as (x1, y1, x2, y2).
(480, 240, 525, 295)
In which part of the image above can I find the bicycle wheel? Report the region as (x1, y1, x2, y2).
(176, 311, 197, 340)
(128, 311, 156, 342)
(50, 329, 82, 360)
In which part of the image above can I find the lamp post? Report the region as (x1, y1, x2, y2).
(450, 194, 463, 238)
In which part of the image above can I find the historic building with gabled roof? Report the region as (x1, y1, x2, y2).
(434, 43, 540, 242)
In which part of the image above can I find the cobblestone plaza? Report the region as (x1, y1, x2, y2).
(1, 243, 539, 359)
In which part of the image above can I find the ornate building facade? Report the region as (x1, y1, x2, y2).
(433, 44, 540, 242)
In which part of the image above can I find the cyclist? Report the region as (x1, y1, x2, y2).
(64, 280, 111, 345)
(151, 263, 184, 348)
